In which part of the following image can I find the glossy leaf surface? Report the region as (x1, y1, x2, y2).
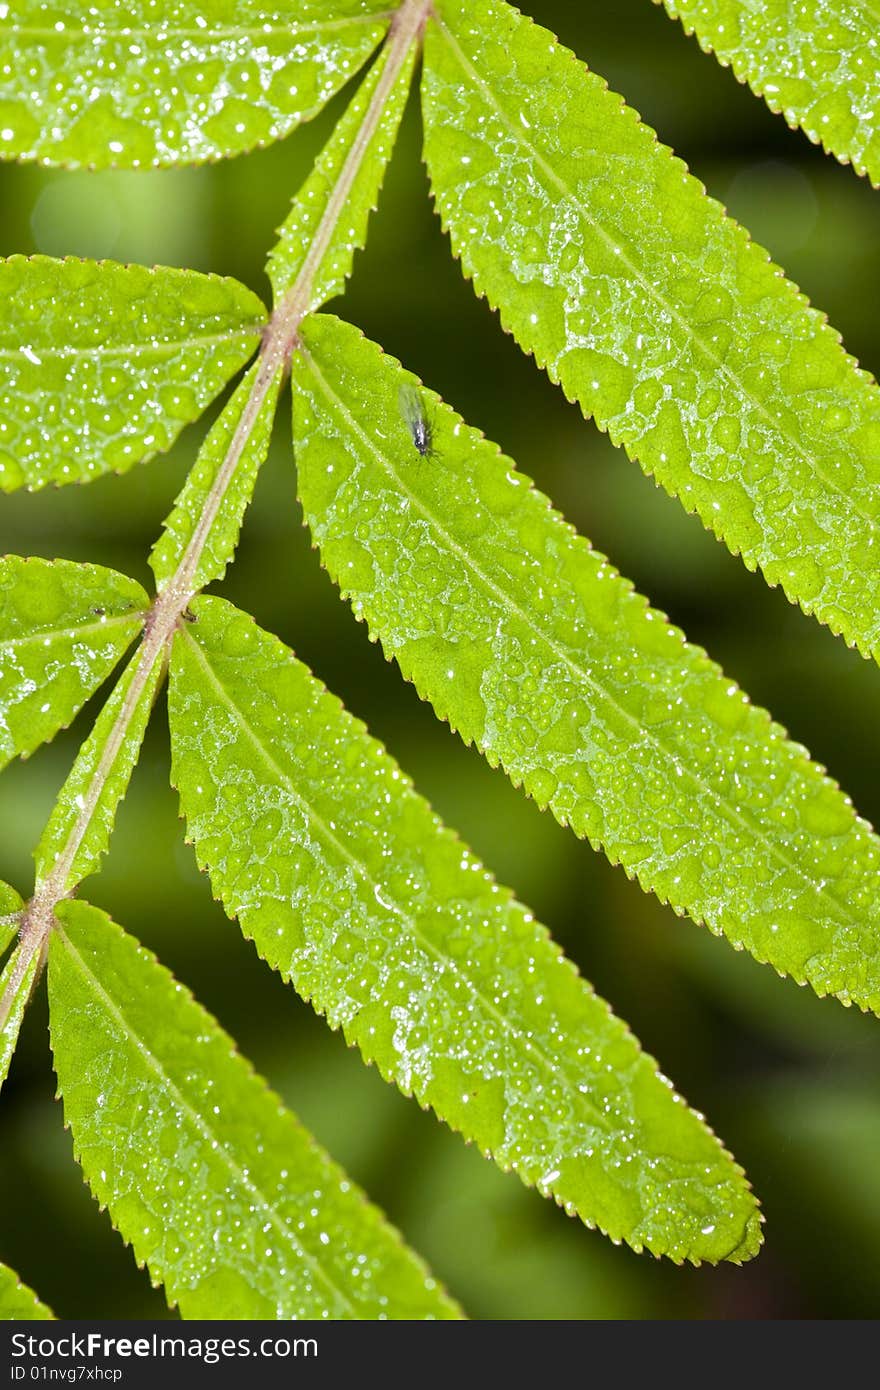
(0, 256, 265, 491)
(0, 556, 148, 770)
(293, 313, 880, 1016)
(267, 29, 415, 306)
(422, 0, 880, 661)
(150, 361, 282, 593)
(48, 900, 461, 1318)
(658, 0, 880, 184)
(0, 944, 39, 1095)
(0, 1, 392, 168)
(0, 881, 22, 959)
(34, 648, 164, 892)
(169, 595, 762, 1262)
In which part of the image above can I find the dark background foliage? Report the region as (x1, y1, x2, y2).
(2, 0, 879, 1319)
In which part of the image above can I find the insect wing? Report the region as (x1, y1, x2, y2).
(398, 383, 433, 458)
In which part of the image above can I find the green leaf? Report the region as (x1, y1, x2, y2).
(0, 881, 23, 959)
(0, 256, 266, 492)
(48, 899, 460, 1319)
(292, 313, 880, 1016)
(0, 1262, 54, 1320)
(422, 0, 880, 662)
(0, 556, 148, 771)
(0, 943, 39, 1096)
(169, 595, 762, 1263)
(267, 29, 416, 306)
(150, 362, 283, 593)
(657, 0, 880, 185)
(34, 647, 164, 893)
(0, 1, 392, 169)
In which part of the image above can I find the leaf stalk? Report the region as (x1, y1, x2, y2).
(0, 0, 433, 1038)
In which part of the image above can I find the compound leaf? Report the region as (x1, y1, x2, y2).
(0, 1262, 54, 1320)
(48, 899, 460, 1319)
(292, 313, 880, 1016)
(0, 0, 392, 169)
(34, 647, 164, 893)
(422, 0, 880, 662)
(150, 361, 283, 593)
(657, 0, 880, 185)
(0, 257, 265, 491)
(0, 557, 148, 771)
(169, 594, 762, 1264)
(267, 25, 416, 306)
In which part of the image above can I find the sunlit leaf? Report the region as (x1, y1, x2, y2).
(267, 27, 416, 306)
(0, 556, 148, 770)
(150, 361, 283, 593)
(0, 0, 392, 169)
(0, 943, 39, 1095)
(658, 0, 880, 185)
(422, 0, 880, 661)
(34, 647, 164, 893)
(169, 595, 762, 1263)
(292, 313, 880, 1016)
(0, 882, 23, 960)
(0, 256, 265, 491)
(0, 1262, 54, 1320)
(48, 899, 461, 1318)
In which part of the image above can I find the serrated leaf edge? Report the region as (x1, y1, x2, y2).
(655, 0, 880, 187)
(0, 14, 395, 172)
(296, 318, 879, 1017)
(423, 3, 880, 662)
(50, 909, 460, 1314)
(0, 554, 149, 768)
(172, 606, 762, 1266)
(1, 256, 266, 492)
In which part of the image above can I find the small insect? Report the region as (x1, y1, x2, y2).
(398, 383, 435, 459)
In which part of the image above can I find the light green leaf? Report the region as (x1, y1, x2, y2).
(150, 362, 283, 593)
(0, 1262, 54, 1320)
(292, 313, 880, 1016)
(0, 557, 148, 771)
(34, 647, 164, 893)
(0, 881, 23, 959)
(0, 943, 39, 1096)
(422, 0, 880, 662)
(658, 1, 880, 185)
(49, 899, 461, 1319)
(169, 595, 762, 1263)
(0, 1, 392, 169)
(267, 30, 416, 305)
(0, 256, 266, 492)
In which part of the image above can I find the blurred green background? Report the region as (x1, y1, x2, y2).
(2, 0, 880, 1320)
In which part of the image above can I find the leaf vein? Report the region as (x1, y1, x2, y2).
(2, 15, 393, 42)
(179, 623, 610, 1127)
(432, 14, 879, 537)
(302, 344, 865, 940)
(54, 923, 359, 1317)
(0, 613, 144, 654)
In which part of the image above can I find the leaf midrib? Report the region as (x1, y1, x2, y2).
(430, 14, 880, 540)
(0, 329, 262, 364)
(302, 344, 871, 947)
(3, 13, 393, 42)
(54, 922, 360, 1319)
(179, 622, 616, 1135)
(0, 611, 144, 656)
